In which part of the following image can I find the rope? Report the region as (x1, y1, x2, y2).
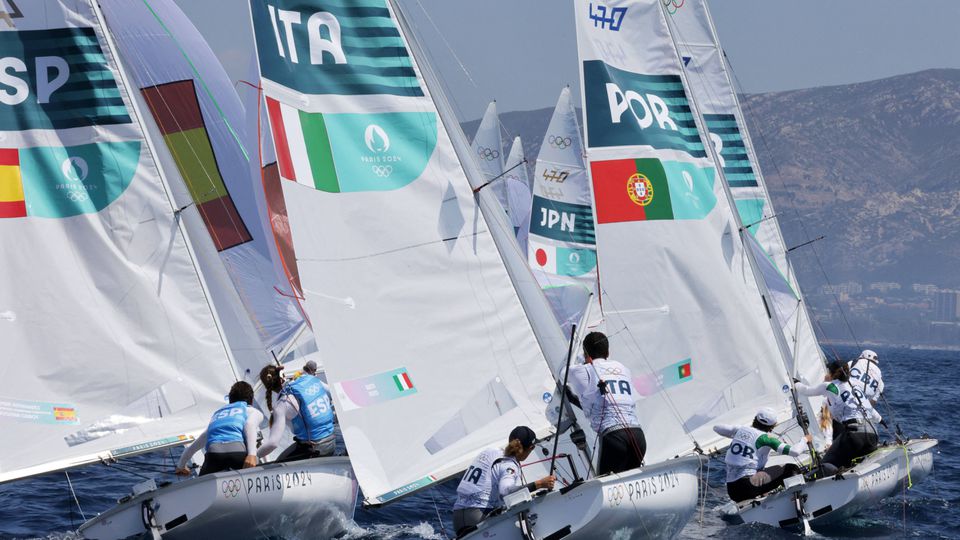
(428, 489, 450, 540)
(697, 456, 711, 531)
(65, 471, 87, 522)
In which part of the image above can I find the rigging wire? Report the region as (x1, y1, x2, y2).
(65, 471, 87, 522)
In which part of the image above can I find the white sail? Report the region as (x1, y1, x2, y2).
(527, 88, 597, 328)
(575, 0, 798, 462)
(99, 0, 304, 361)
(0, 0, 240, 483)
(470, 101, 507, 210)
(666, 0, 826, 388)
(250, 0, 562, 505)
(503, 136, 532, 252)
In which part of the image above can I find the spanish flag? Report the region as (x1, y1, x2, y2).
(0, 149, 26, 218)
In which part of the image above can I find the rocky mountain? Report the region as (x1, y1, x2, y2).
(462, 69, 960, 345)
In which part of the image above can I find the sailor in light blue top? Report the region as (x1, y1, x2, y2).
(259, 364, 337, 463)
(176, 381, 263, 476)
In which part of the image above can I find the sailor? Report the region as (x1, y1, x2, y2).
(451, 426, 555, 538)
(848, 349, 884, 406)
(565, 331, 646, 475)
(175, 381, 263, 476)
(797, 360, 880, 473)
(713, 407, 809, 502)
(258, 364, 336, 462)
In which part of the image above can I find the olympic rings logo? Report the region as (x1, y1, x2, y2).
(548, 135, 572, 149)
(372, 165, 393, 177)
(476, 146, 500, 161)
(221, 479, 243, 498)
(606, 484, 625, 506)
(66, 191, 89, 203)
(662, 0, 685, 14)
(604, 367, 624, 376)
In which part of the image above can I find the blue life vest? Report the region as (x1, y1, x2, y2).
(281, 374, 335, 442)
(205, 401, 249, 450)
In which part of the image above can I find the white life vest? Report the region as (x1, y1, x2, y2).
(574, 359, 641, 434)
(452, 448, 522, 510)
(722, 426, 791, 482)
(826, 380, 877, 423)
(847, 359, 883, 401)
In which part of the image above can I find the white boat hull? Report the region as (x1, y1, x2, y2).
(732, 438, 937, 529)
(78, 457, 357, 539)
(463, 455, 702, 540)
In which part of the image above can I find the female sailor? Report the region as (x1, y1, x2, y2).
(175, 381, 263, 476)
(797, 360, 881, 474)
(258, 364, 337, 462)
(713, 407, 809, 502)
(451, 426, 555, 537)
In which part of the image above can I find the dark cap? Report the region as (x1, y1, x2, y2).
(508, 425, 537, 449)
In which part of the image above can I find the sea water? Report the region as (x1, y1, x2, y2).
(1, 346, 956, 539)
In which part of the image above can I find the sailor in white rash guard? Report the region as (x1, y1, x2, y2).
(451, 426, 555, 537)
(713, 407, 809, 502)
(797, 360, 879, 473)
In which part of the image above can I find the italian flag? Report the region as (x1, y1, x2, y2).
(265, 97, 340, 193)
(393, 371, 414, 392)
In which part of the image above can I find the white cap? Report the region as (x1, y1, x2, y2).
(859, 349, 879, 363)
(755, 407, 778, 428)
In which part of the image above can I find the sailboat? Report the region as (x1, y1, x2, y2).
(664, 0, 938, 531)
(250, 0, 702, 538)
(471, 102, 533, 248)
(528, 87, 598, 331)
(0, 1, 355, 538)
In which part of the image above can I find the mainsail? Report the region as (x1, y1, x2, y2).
(99, 0, 305, 361)
(0, 0, 241, 483)
(575, 0, 799, 462)
(250, 0, 566, 505)
(666, 0, 825, 388)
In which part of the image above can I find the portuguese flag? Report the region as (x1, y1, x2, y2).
(678, 361, 692, 380)
(591, 158, 674, 224)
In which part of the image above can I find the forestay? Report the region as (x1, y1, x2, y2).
(575, 0, 797, 462)
(100, 0, 305, 361)
(250, 0, 561, 505)
(0, 0, 240, 483)
(666, 0, 825, 388)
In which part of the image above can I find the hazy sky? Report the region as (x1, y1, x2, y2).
(174, 0, 960, 121)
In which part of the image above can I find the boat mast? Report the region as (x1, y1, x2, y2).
(658, 1, 819, 447)
(697, 0, 826, 371)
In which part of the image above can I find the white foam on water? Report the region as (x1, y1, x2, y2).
(343, 521, 443, 540)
